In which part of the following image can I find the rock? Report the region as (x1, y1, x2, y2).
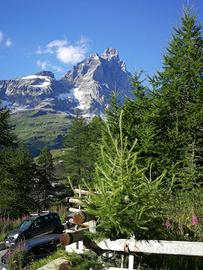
(0, 48, 132, 117)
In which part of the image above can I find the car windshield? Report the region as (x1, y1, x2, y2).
(19, 218, 34, 231)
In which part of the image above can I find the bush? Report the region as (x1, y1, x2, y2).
(28, 249, 104, 270)
(0, 215, 28, 241)
(7, 248, 27, 270)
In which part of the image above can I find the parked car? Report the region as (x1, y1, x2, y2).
(4, 212, 63, 248)
(1, 234, 60, 270)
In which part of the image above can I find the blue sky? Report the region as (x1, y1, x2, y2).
(0, 0, 202, 79)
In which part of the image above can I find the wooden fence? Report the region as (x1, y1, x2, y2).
(62, 188, 203, 270)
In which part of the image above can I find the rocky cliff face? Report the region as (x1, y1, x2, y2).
(0, 48, 132, 117)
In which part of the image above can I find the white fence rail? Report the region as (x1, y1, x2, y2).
(96, 238, 203, 257)
(63, 188, 203, 269)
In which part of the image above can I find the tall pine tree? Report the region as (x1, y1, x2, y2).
(0, 107, 16, 150)
(63, 115, 90, 186)
(64, 114, 104, 187)
(122, 72, 157, 161)
(0, 147, 37, 216)
(150, 8, 203, 181)
(37, 147, 55, 209)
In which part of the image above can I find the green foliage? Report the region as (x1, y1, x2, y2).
(64, 114, 103, 187)
(7, 248, 27, 270)
(0, 147, 37, 216)
(122, 72, 157, 162)
(166, 187, 203, 241)
(64, 252, 104, 270)
(120, 9, 203, 189)
(149, 8, 203, 178)
(64, 115, 90, 186)
(50, 148, 70, 181)
(0, 216, 28, 242)
(85, 111, 171, 239)
(85, 116, 104, 175)
(0, 107, 16, 150)
(105, 91, 122, 135)
(28, 249, 104, 270)
(36, 147, 55, 209)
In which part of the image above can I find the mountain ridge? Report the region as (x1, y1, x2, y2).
(0, 48, 132, 118)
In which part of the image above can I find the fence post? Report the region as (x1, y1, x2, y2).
(128, 255, 134, 270)
(121, 254, 124, 269)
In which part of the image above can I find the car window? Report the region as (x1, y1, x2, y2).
(19, 219, 33, 230)
(53, 214, 59, 221)
(32, 220, 40, 229)
(42, 216, 50, 226)
(38, 216, 45, 226)
(48, 214, 53, 222)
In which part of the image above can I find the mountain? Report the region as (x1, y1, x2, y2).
(0, 48, 132, 155)
(0, 48, 132, 117)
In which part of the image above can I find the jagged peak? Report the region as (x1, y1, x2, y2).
(90, 52, 100, 60)
(101, 48, 119, 60)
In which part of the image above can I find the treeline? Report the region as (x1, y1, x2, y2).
(63, 115, 104, 186)
(0, 113, 56, 216)
(0, 106, 104, 216)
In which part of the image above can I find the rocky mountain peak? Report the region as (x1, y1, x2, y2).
(0, 48, 132, 117)
(101, 48, 119, 60)
(90, 52, 100, 60)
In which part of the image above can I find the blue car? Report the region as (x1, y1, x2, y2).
(1, 234, 60, 270)
(4, 212, 63, 248)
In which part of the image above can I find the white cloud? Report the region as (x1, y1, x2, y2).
(51, 65, 64, 73)
(0, 32, 3, 43)
(57, 45, 86, 64)
(5, 39, 12, 47)
(36, 46, 43, 54)
(47, 39, 68, 50)
(36, 60, 49, 70)
(36, 60, 64, 73)
(0, 31, 12, 48)
(36, 37, 88, 65)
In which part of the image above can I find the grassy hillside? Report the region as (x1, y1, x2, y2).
(10, 110, 71, 156)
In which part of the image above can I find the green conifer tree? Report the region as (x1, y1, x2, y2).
(105, 91, 122, 135)
(63, 115, 89, 186)
(86, 116, 104, 177)
(149, 8, 203, 180)
(0, 147, 36, 216)
(122, 72, 156, 162)
(0, 107, 16, 150)
(37, 147, 55, 209)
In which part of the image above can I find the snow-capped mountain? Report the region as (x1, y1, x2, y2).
(0, 48, 132, 117)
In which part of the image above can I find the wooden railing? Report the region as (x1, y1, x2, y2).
(62, 188, 203, 270)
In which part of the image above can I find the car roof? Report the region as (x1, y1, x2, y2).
(29, 212, 58, 219)
(21, 216, 36, 222)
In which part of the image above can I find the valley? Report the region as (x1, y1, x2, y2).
(10, 111, 71, 156)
